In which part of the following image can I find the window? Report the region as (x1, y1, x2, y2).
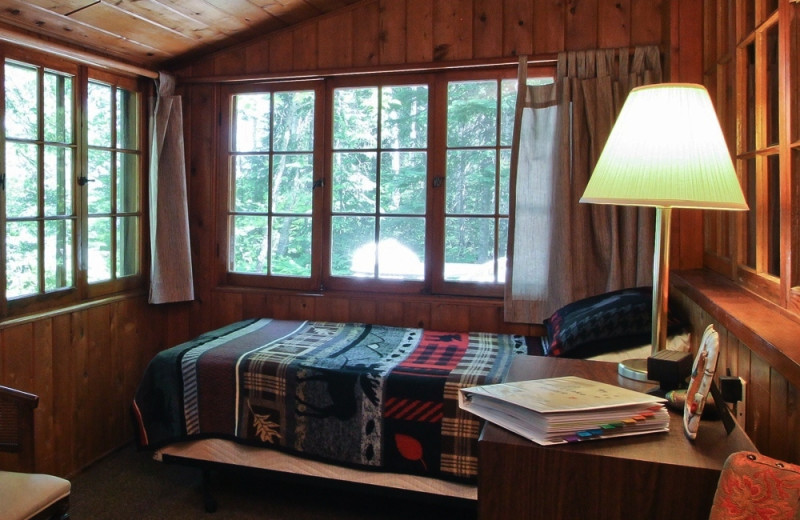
(704, 0, 800, 312)
(222, 67, 543, 297)
(330, 82, 429, 282)
(441, 78, 515, 290)
(4, 61, 76, 304)
(222, 82, 322, 290)
(1, 55, 143, 316)
(85, 75, 142, 293)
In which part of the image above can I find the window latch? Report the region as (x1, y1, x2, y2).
(0, 174, 4, 190)
(312, 178, 324, 189)
(78, 176, 94, 186)
(433, 176, 444, 188)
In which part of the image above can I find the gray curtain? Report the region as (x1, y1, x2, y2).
(505, 47, 662, 323)
(149, 72, 194, 303)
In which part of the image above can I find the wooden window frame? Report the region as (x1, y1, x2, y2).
(704, 0, 800, 316)
(0, 47, 146, 318)
(218, 65, 554, 298)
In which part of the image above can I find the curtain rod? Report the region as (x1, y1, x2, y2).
(0, 27, 159, 79)
(179, 55, 558, 85)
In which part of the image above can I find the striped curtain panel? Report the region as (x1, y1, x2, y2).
(505, 46, 662, 324)
(149, 72, 194, 304)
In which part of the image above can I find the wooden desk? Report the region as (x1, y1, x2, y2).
(478, 356, 756, 520)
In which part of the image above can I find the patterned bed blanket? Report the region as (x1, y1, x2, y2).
(132, 319, 524, 481)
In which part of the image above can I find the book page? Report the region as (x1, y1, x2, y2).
(462, 376, 665, 414)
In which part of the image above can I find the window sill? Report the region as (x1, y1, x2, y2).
(672, 269, 800, 390)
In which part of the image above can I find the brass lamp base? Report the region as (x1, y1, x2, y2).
(617, 358, 653, 382)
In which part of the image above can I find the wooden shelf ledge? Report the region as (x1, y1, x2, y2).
(672, 269, 800, 390)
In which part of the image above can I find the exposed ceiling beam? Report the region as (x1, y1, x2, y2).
(0, 25, 158, 78)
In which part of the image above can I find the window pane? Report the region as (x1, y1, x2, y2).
(766, 24, 780, 147)
(744, 42, 756, 152)
(270, 216, 311, 276)
(767, 154, 780, 277)
(44, 72, 72, 143)
(379, 151, 426, 214)
(45, 219, 73, 291)
(116, 216, 138, 277)
(117, 153, 139, 213)
(444, 217, 496, 282)
(88, 217, 112, 282)
(792, 8, 800, 143)
(272, 154, 313, 214)
(333, 87, 378, 150)
(88, 82, 112, 147)
(6, 221, 38, 298)
(5, 62, 38, 140)
(499, 148, 511, 214)
(381, 85, 428, 149)
(378, 217, 425, 280)
(446, 149, 496, 214)
(793, 149, 800, 288)
(88, 149, 112, 214)
(234, 93, 271, 152)
(498, 217, 508, 282)
(500, 79, 517, 146)
(332, 152, 377, 213)
(231, 215, 269, 274)
(44, 145, 73, 216)
(6, 142, 39, 218)
(744, 157, 757, 269)
(447, 80, 498, 147)
(233, 155, 270, 212)
(116, 88, 137, 149)
(331, 215, 374, 277)
(273, 91, 315, 152)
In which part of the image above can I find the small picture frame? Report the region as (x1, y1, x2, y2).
(683, 324, 720, 440)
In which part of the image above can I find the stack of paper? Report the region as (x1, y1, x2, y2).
(459, 376, 669, 445)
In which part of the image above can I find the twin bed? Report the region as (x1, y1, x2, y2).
(131, 318, 529, 509)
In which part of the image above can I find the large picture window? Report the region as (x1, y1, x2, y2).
(221, 67, 548, 297)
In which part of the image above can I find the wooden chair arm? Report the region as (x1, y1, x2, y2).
(0, 384, 39, 471)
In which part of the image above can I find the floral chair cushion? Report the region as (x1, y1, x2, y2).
(709, 451, 800, 520)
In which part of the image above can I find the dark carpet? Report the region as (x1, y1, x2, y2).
(68, 444, 478, 519)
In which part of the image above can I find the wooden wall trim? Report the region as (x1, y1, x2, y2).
(672, 269, 800, 390)
(177, 55, 556, 84)
(0, 291, 147, 331)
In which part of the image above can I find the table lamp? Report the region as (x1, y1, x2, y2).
(580, 83, 748, 380)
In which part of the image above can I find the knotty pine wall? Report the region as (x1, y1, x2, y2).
(671, 272, 800, 465)
(173, 0, 702, 341)
(0, 297, 168, 476)
(0, 0, 713, 479)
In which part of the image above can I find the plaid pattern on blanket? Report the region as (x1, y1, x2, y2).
(132, 319, 524, 480)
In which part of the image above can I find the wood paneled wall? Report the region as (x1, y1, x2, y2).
(671, 272, 800, 465)
(175, 0, 686, 341)
(0, 0, 713, 480)
(174, 0, 667, 79)
(0, 297, 168, 476)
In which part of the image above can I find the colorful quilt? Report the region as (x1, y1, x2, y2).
(132, 319, 524, 481)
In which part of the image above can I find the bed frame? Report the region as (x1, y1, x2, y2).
(155, 438, 477, 512)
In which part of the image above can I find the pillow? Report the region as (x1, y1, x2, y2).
(543, 287, 685, 358)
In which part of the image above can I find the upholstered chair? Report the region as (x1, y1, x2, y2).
(709, 451, 800, 520)
(0, 385, 70, 520)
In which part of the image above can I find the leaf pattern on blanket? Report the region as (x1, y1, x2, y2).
(249, 402, 281, 443)
(395, 433, 427, 470)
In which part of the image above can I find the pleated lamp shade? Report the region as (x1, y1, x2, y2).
(580, 83, 748, 211)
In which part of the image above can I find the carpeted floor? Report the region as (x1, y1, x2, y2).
(68, 444, 478, 519)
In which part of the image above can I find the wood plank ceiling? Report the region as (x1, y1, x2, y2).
(0, 0, 363, 70)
